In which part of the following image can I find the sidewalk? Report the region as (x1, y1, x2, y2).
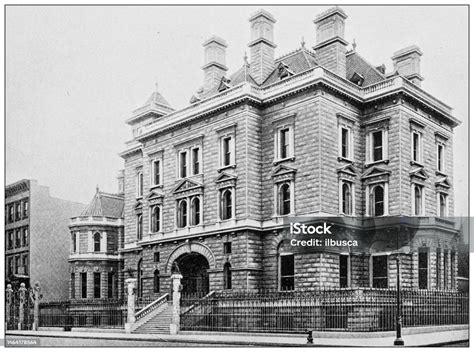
(6, 325, 468, 347)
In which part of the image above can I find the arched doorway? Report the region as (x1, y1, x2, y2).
(174, 252, 209, 294)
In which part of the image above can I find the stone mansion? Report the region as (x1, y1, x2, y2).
(111, 7, 460, 300)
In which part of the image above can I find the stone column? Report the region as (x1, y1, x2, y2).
(18, 283, 27, 330)
(169, 273, 183, 335)
(124, 278, 137, 333)
(5, 284, 13, 329)
(32, 282, 41, 331)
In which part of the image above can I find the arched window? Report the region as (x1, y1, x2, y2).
(137, 259, 143, 298)
(153, 269, 160, 293)
(221, 189, 233, 220)
(439, 193, 447, 217)
(279, 183, 291, 215)
(178, 200, 187, 228)
(342, 182, 352, 215)
(373, 185, 385, 216)
(414, 185, 423, 215)
(151, 206, 160, 233)
(93, 232, 101, 252)
(223, 263, 232, 290)
(191, 197, 201, 226)
(137, 214, 143, 240)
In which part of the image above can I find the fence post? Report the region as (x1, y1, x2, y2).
(170, 273, 183, 335)
(32, 282, 41, 331)
(6, 284, 13, 329)
(18, 283, 27, 330)
(124, 278, 137, 333)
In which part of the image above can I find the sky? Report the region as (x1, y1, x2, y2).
(5, 5, 468, 215)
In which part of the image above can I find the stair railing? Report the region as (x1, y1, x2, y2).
(135, 293, 169, 322)
(181, 291, 215, 315)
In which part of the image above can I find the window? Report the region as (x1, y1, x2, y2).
(93, 273, 101, 299)
(340, 255, 349, 288)
(22, 255, 28, 275)
(418, 248, 428, 289)
(367, 129, 388, 163)
(8, 231, 13, 250)
(443, 250, 449, 289)
(437, 144, 445, 173)
(137, 259, 144, 298)
(15, 256, 20, 274)
(223, 242, 232, 255)
(192, 147, 200, 175)
(71, 273, 75, 299)
(93, 232, 101, 252)
(339, 126, 353, 160)
(220, 189, 233, 220)
(372, 255, 388, 288)
(107, 272, 115, 298)
(179, 151, 188, 178)
(413, 184, 424, 216)
(275, 125, 294, 161)
(222, 137, 232, 166)
(15, 230, 21, 248)
(177, 199, 188, 228)
(438, 193, 447, 217)
(72, 232, 77, 253)
(23, 200, 28, 218)
(137, 171, 144, 197)
(137, 214, 143, 240)
(23, 228, 28, 247)
(370, 185, 385, 216)
(451, 252, 456, 290)
(16, 203, 21, 221)
(280, 254, 295, 291)
(8, 205, 13, 223)
(81, 272, 87, 298)
(154, 252, 160, 262)
(151, 205, 161, 232)
(223, 263, 232, 290)
(190, 197, 201, 226)
(7, 258, 13, 277)
(340, 181, 353, 215)
(412, 131, 421, 162)
(277, 183, 292, 215)
(153, 270, 160, 293)
(436, 247, 441, 289)
(152, 159, 161, 186)
(280, 128, 290, 159)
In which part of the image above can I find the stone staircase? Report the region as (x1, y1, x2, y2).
(132, 302, 173, 334)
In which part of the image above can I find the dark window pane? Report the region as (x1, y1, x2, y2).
(341, 128, 348, 158)
(373, 131, 383, 161)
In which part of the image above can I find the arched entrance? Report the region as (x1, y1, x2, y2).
(174, 252, 209, 294)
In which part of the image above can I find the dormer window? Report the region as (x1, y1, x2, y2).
(350, 72, 364, 86)
(277, 62, 294, 80)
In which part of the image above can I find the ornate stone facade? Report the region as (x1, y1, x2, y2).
(119, 7, 460, 299)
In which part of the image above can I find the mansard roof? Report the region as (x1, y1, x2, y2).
(81, 189, 124, 218)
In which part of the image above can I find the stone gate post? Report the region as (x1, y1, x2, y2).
(18, 283, 27, 330)
(32, 282, 41, 331)
(124, 278, 137, 333)
(5, 284, 13, 329)
(170, 273, 183, 335)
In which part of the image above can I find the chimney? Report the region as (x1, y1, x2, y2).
(313, 7, 348, 77)
(248, 9, 277, 85)
(117, 169, 125, 195)
(202, 36, 228, 92)
(391, 45, 423, 86)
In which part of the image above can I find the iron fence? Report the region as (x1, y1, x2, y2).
(6, 288, 35, 330)
(180, 288, 469, 333)
(39, 299, 127, 329)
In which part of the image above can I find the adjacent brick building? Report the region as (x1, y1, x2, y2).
(68, 181, 124, 301)
(5, 179, 85, 301)
(119, 7, 460, 298)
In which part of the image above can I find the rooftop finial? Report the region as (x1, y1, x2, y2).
(301, 36, 306, 48)
(154, 79, 159, 92)
(243, 51, 248, 65)
(352, 38, 357, 51)
(96, 184, 99, 193)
